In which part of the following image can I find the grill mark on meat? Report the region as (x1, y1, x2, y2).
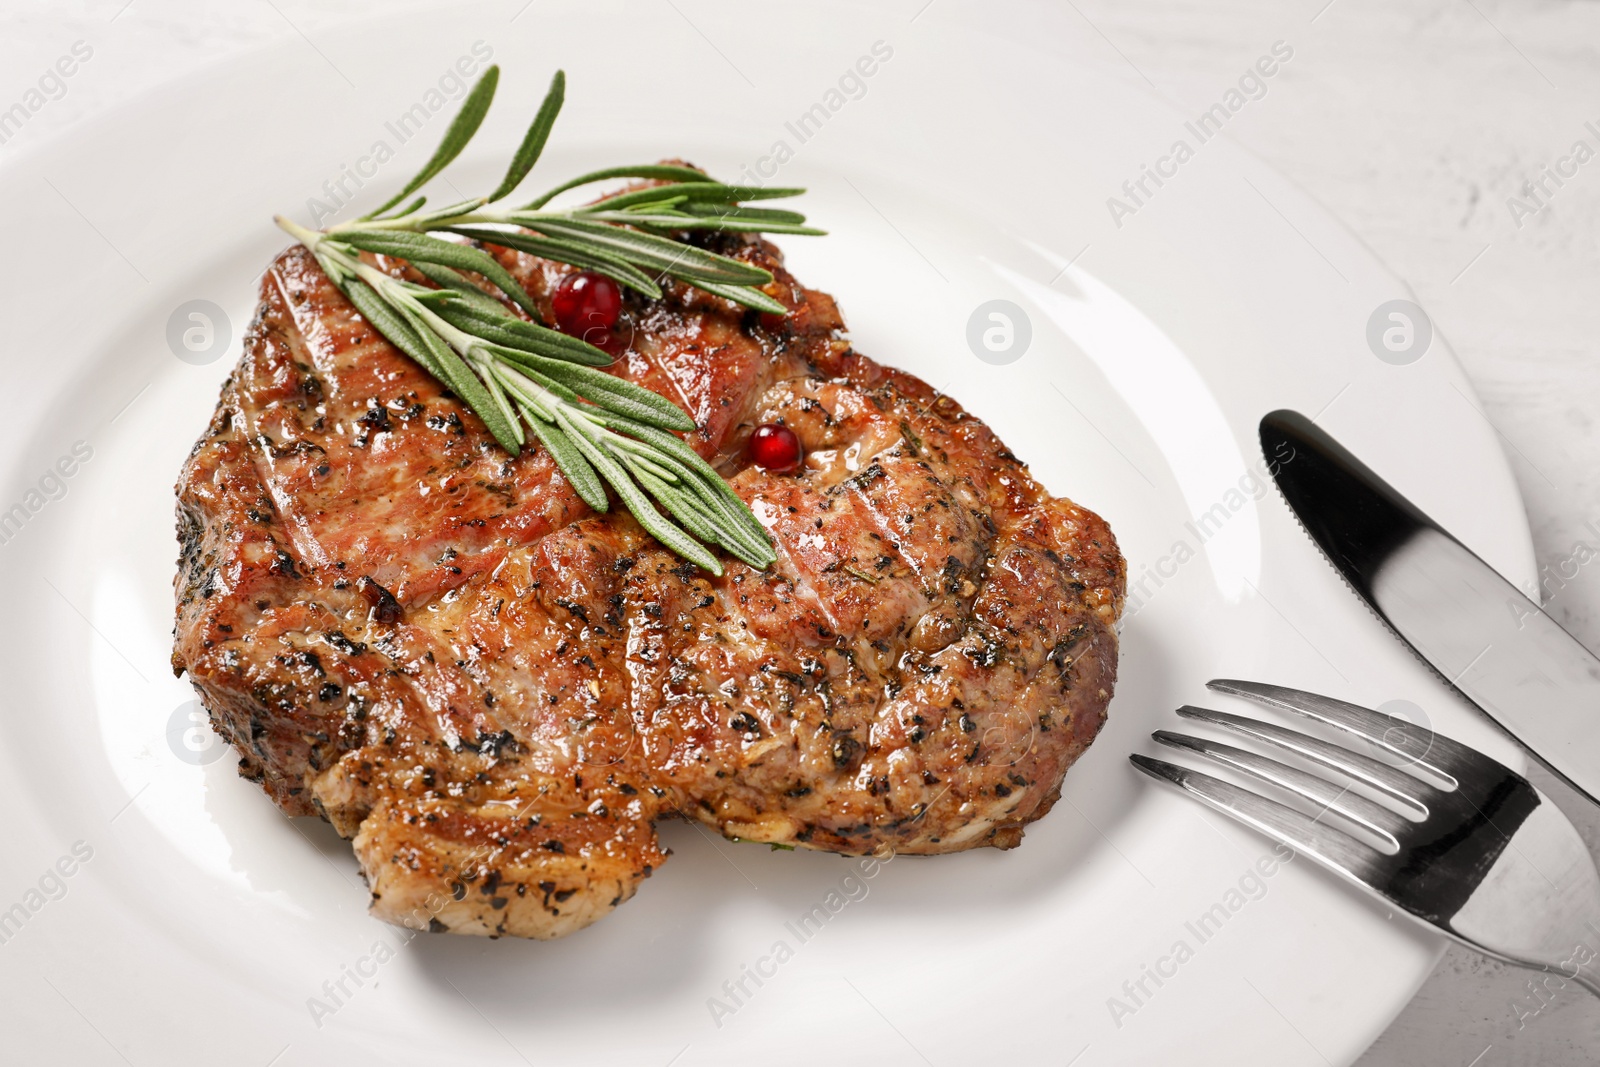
(173, 209, 1124, 940)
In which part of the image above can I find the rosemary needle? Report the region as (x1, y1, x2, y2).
(274, 67, 817, 574)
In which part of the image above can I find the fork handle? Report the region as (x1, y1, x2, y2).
(1491, 954, 1600, 1002)
(1445, 933, 1600, 1002)
(1446, 798, 1600, 1003)
(1573, 970, 1600, 1000)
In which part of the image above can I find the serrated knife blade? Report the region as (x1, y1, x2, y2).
(1261, 408, 1600, 807)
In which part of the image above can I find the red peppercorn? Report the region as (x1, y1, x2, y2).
(747, 423, 802, 472)
(552, 272, 621, 339)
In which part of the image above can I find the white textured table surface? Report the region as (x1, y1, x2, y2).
(5, 1, 1599, 1063)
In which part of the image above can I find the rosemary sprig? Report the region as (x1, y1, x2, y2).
(273, 66, 819, 574)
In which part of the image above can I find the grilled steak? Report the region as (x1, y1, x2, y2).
(173, 224, 1124, 939)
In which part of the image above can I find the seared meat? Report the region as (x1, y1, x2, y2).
(172, 226, 1124, 939)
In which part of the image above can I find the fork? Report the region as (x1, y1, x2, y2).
(1130, 679, 1600, 998)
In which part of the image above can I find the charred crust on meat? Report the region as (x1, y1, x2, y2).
(357, 576, 404, 623)
(829, 730, 862, 770)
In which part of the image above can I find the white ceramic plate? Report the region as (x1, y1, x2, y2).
(0, 3, 1536, 1064)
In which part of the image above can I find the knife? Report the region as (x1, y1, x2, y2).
(1261, 408, 1600, 807)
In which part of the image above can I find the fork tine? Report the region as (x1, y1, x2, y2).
(1153, 730, 1407, 850)
(1129, 754, 1388, 878)
(1177, 706, 1434, 818)
(1208, 679, 1464, 786)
